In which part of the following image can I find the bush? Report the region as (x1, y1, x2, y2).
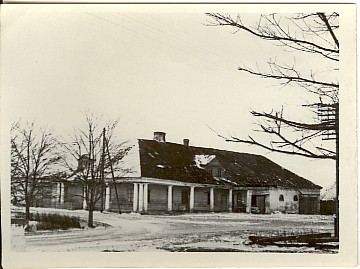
(30, 212, 81, 230)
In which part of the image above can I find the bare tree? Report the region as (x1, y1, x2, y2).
(206, 12, 338, 159)
(60, 114, 132, 228)
(11, 121, 61, 220)
(206, 13, 339, 236)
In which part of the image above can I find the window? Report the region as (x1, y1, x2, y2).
(206, 167, 222, 177)
(148, 189, 151, 203)
(293, 195, 298, 201)
(207, 191, 210, 205)
(127, 188, 133, 203)
(279, 194, 284, 201)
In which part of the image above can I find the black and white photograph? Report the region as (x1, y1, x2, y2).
(1, 3, 357, 268)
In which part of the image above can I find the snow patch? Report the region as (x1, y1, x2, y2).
(214, 177, 238, 185)
(156, 164, 168, 169)
(194, 155, 216, 168)
(321, 183, 336, 200)
(108, 139, 141, 178)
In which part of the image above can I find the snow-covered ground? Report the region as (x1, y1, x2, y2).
(11, 206, 336, 253)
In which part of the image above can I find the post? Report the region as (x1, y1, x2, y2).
(100, 128, 106, 212)
(246, 190, 253, 213)
(104, 134, 121, 214)
(209, 187, 214, 212)
(56, 183, 62, 206)
(143, 183, 149, 212)
(82, 187, 87, 210)
(189, 186, 195, 213)
(105, 185, 110, 211)
(60, 183, 65, 205)
(335, 105, 339, 239)
(228, 189, 233, 212)
(133, 183, 139, 212)
(138, 184, 144, 212)
(167, 185, 173, 212)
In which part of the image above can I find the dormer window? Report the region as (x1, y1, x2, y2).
(206, 167, 222, 177)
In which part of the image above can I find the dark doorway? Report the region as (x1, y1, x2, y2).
(181, 189, 189, 211)
(299, 196, 318, 214)
(251, 195, 266, 214)
(232, 191, 246, 212)
(220, 192, 227, 211)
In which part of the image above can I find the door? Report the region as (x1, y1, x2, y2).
(220, 192, 227, 211)
(299, 196, 318, 214)
(256, 196, 266, 214)
(181, 189, 190, 211)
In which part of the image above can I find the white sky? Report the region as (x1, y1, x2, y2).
(1, 5, 337, 190)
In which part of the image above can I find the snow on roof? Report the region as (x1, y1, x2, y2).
(194, 155, 216, 168)
(108, 139, 141, 178)
(320, 183, 336, 201)
(214, 177, 239, 186)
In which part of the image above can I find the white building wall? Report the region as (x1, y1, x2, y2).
(268, 188, 300, 213)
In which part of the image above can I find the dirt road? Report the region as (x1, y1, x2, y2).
(18, 207, 335, 252)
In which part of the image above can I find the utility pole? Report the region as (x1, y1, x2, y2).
(318, 101, 339, 239)
(335, 104, 339, 239)
(104, 134, 122, 214)
(100, 128, 106, 212)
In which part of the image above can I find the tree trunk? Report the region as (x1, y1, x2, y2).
(88, 208, 94, 228)
(25, 205, 31, 221)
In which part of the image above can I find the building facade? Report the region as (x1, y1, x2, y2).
(35, 132, 322, 214)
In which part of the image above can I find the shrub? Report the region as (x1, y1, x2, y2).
(30, 212, 81, 230)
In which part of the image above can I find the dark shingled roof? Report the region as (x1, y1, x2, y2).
(138, 139, 321, 189)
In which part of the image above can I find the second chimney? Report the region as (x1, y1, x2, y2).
(153, 132, 166, 142)
(183, 139, 189, 146)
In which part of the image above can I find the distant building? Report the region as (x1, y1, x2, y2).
(320, 183, 336, 215)
(32, 132, 322, 214)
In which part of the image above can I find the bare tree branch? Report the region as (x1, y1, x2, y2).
(206, 12, 338, 161)
(11, 121, 60, 220)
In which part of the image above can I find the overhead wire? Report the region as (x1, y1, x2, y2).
(86, 12, 241, 76)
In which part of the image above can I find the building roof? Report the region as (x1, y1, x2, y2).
(138, 139, 321, 189)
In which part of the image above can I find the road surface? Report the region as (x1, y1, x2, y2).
(13, 207, 335, 252)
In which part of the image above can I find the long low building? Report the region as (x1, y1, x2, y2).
(34, 132, 322, 214)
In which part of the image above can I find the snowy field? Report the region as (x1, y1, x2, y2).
(12, 206, 336, 253)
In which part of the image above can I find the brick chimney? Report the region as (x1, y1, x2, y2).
(153, 132, 166, 142)
(183, 139, 189, 146)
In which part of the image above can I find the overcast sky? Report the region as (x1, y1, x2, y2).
(1, 5, 337, 190)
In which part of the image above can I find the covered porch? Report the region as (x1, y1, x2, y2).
(104, 178, 255, 214)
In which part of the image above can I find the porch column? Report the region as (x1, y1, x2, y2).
(209, 187, 214, 212)
(228, 189, 233, 213)
(167, 185, 173, 212)
(105, 185, 110, 211)
(56, 183, 61, 204)
(189, 186, 195, 213)
(133, 183, 139, 212)
(246, 190, 253, 213)
(138, 184, 144, 212)
(59, 183, 65, 205)
(143, 183, 149, 212)
(82, 187, 87, 210)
